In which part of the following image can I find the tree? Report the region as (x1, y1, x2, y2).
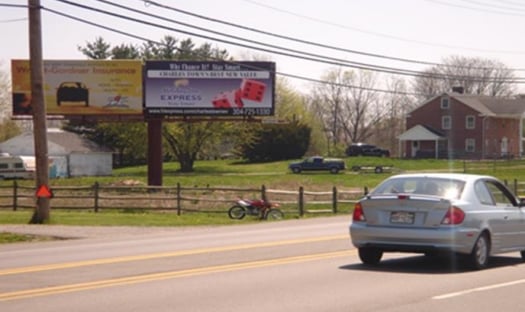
(240, 121, 311, 162)
(78, 35, 233, 172)
(0, 64, 21, 141)
(373, 77, 414, 157)
(412, 55, 517, 102)
(275, 78, 326, 155)
(309, 68, 382, 154)
(77, 37, 111, 60)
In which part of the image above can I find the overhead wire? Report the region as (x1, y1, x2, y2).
(7, 1, 524, 95)
(243, 0, 525, 55)
(52, 0, 525, 84)
(142, 0, 525, 71)
(425, 0, 525, 16)
(40, 4, 419, 96)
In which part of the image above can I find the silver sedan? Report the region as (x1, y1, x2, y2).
(350, 173, 525, 270)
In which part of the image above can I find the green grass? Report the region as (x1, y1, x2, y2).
(0, 209, 273, 226)
(3, 157, 525, 229)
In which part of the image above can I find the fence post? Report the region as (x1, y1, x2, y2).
(13, 180, 18, 211)
(93, 182, 99, 213)
(463, 160, 467, 173)
(261, 185, 267, 201)
(332, 186, 337, 214)
(298, 186, 304, 217)
(515, 179, 518, 196)
(364, 186, 369, 196)
(176, 182, 181, 216)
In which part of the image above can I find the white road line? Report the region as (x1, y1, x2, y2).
(433, 279, 525, 300)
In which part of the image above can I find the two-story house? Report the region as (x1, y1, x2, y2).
(398, 91, 525, 159)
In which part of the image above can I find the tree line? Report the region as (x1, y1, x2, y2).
(0, 35, 518, 171)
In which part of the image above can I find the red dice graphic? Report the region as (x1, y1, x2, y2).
(212, 90, 244, 108)
(240, 79, 265, 102)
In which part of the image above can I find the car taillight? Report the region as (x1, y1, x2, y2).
(441, 206, 465, 225)
(353, 202, 366, 222)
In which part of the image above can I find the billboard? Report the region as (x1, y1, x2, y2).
(144, 61, 275, 116)
(11, 60, 143, 116)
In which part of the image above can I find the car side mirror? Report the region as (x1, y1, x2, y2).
(519, 198, 525, 207)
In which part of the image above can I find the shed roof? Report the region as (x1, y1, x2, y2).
(0, 129, 112, 156)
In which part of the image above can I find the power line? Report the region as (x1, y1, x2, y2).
(243, 0, 525, 55)
(426, 0, 525, 16)
(0, 3, 28, 8)
(40, 5, 420, 96)
(52, 0, 525, 83)
(95, 0, 453, 79)
(142, 0, 525, 72)
(459, 0, 525, 12)
(0, 17, 27, 23)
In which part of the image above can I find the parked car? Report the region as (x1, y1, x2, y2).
(346, 143, 390, 157)
(288, 156, 345, 174)
(56, 81, 89, 106)
(350, 173, 525, 270)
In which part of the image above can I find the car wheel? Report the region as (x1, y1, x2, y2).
(358, 247, 383, 265)
(468, 233, 490, 270)
(520, 250, 525, 261)
(374, 166, 383, 174)
(330, 167, 339, 174)
(228, 205, 246, 219)
(292, 167, 301, 174)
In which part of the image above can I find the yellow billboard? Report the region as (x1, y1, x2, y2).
(11, 60, 143, 116)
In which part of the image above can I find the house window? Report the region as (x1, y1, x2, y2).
(442, 115, 451, 130)
(441, 97, 450, 109)
(466, 138, 475, 152)
(466, 115, 475, 129)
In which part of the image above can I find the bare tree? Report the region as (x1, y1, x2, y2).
(412, 55, 517, 102)
(309, 68, 383, 153)
(373, 77, 415, 156)
(0, 63, 10, 120)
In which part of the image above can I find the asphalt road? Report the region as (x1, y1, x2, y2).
(2, 216, 525, 311)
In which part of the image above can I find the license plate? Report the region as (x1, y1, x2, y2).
(390, 211, 414, 224)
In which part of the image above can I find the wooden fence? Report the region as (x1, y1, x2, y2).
(0, 181, 366, 217)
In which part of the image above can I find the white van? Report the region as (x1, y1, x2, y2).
(0, 155, 36, 180)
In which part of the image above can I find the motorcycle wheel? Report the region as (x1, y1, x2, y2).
(265, 209, 284, 220)
(228, 205, 246, 219)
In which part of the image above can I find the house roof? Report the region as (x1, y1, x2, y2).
(46, 129, 112, 153)
(0, 129, 112, 156)
(398, 124, 446, 141)
(452, 94, 525, 117)
(411, 92, 525, 118)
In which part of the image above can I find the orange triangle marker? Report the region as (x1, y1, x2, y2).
(36, 185, 53, 198)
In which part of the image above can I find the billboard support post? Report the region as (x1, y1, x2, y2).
(147, 118, 163, 187)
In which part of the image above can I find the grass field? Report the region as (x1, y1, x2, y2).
(2, 156, 525, 230)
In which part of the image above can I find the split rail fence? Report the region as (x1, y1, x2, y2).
(3, 177, 524, 217)
(0, 181, 368, 217)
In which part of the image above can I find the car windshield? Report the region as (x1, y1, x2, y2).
(372, 177, 465, 200)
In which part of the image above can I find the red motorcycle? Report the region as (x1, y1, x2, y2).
(228, 198, 284, 220)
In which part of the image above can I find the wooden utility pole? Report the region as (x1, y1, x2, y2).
(28, 0, 50, 223)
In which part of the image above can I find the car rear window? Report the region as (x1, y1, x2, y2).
(372, 177, 465, 200)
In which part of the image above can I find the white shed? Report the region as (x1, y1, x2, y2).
(0, 129, 113, 177)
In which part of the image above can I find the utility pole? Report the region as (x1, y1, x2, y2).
(28, 0, 50, 224)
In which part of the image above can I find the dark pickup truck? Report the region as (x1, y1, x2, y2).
(289, 156, 346, 174)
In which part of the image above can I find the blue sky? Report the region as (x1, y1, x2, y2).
(2, 0, 525, 92)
